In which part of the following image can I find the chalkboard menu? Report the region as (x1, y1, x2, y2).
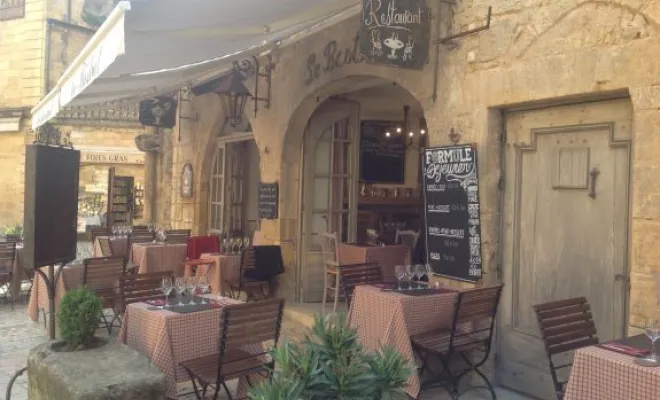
(360, 121, 406, 184)
(423, 144, 482, 282)
(258, 182, 279, 220)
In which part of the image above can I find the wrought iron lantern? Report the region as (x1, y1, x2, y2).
(216, 71, 251, 127)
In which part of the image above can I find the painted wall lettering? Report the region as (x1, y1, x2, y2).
(304, 36, 366, 86)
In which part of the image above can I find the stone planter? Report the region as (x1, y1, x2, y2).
(28, 340, 166, 400)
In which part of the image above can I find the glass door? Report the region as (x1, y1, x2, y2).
(208, 144, 226, 234)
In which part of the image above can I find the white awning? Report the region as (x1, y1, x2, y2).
(32, 0, 360, 129)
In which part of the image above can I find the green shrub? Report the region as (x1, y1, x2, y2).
(58, 287, 102, 349)
(248, 313, 411, 400)
(4, 224, 23, 235)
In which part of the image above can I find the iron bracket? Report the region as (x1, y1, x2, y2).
(435, 6, 492, 44)
(232, 54, 275, 119)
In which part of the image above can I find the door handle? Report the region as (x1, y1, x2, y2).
(588, 168, 600, 199)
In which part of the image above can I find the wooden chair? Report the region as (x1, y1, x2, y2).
(0, 242, 16, 308)
(227, 248, 270, 302)
(98, 237, 114, 257)
(90, 227, 111, 244)
(533, 297, 599, 400)
(395, 229, 420, 251)
(83, 256, 126, 334)
(166, 229, 191, 244)
(411, 285, 503, 400)
(340, 263, 382, 309)
(185, 258, 215, 278)
(180, 298, 285, 400)
(320, 232, 366, 315)
(117, 271, 174, 314)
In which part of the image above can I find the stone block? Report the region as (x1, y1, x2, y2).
(631, 219, 660, 274)
(27, 340, 166, 400)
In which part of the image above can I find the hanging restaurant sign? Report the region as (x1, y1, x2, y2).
(359, 0, 430, 70)
(139, 96, 177, 128)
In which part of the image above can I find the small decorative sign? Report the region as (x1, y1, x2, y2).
(258, 182, 279, 220)
(359, 0, 430, 69)
(139, 96, 177, 128)
(423, 144, 482, 282)
(180, 163, 193, 198)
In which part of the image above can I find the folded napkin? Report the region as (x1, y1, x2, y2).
(598, 342, 650, 357)
(146, 299, 166, 306)
(371, 283, 395, 289)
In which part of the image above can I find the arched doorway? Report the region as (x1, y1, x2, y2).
(295, 77, 427, 302)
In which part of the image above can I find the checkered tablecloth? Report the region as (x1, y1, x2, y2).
(132, 243, 187, 276)
(564, 345, 660, 400)
(27, 264, 85, 323)
(92, 236, 128, 258)
(118, 299, 261, 398)
(348, 284, 458, 398)
(183, 253, 241, 296)
(339, 244, 411, 282)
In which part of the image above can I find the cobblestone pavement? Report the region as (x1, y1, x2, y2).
(0, 303, 529, 400)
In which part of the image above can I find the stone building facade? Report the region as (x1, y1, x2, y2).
(0, 0, 147, 229)
(144, 2, 660, 394)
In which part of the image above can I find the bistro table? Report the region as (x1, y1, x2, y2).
(348, 284, 459, 398)
(118, 297, 260, 398)
(131, 242, 187, 276)
(339, 243, 411, 282)
(564, 341, 660, 400)
(27, 262, 85, 323)
(92, 236, 128, 258)
(183, 252, 241, 296)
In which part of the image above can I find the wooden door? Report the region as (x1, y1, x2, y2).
(498, 99, 632, 399)
(300, 100, 360, 302)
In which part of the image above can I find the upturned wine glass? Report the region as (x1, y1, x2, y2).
(161, 277, 172, 309)
(243, 236, 251, 250)
(395, 265, 405, 290)
(184, 277, 195, 305)
(222, 238, 230, 253)
(198, 274, 211, 304)
(175, 277, 185, 306)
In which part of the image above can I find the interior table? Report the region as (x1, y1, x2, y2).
(564, 341, 660, 400)
(131, 242, 187, 276)
(339, 243, 411, 282)
(348, 284, 459, 398)
(183, 252, 241, 296)
(118, 298, 262, 398)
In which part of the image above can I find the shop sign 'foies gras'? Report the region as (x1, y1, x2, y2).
(359, 0, 430, 69)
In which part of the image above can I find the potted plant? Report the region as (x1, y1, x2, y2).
(249, 313, 411, 400)
(4, 223, 23, 236)
(56, 287, 105, 351)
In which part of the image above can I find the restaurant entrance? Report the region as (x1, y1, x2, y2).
(296, 77, 427, 303)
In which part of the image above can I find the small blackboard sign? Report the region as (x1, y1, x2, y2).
(258, 182, 279, 220)
(360, 121, 406, 183)
(423, 144, 482, 282)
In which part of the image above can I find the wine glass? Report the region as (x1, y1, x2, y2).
(222, 238, 230, 253)
(161, 277, 172, 309)
(111, 225, 118, 238)
(175, 277, 186, 306)
(401, 265, 413, 291)
(127, 225, 133, 236)
(243, 236, 251, 250)
(198, 274, 211, 304)
(185, 277, 195, 305)
(395, 265, 405, 290)
(415, 264, 426, 287)
(645, 319, 660, 361)
(231, 238, 239, 254)
(410, 265, 420, 289)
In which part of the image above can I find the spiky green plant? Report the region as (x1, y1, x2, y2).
(249, 313, 411, 400)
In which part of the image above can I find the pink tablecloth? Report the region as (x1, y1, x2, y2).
(564, 345, 660, 400)
(131, 243, 187, 276)
(340, 243, 411, 282)
(118, 299, 259, 398)
(348, 284, 458, 398)
(183, 253, 241, 296)
(27, 263, 85, 323)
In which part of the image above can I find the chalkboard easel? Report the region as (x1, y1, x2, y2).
(258, 182, 279, 220)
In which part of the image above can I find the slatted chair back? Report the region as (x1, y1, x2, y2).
(129, 232, 154, 246)
(341, 263, 382, 308)
(533, 297, 599, 399)
(98, 237, 113, 257)
(229, 247, 266, 300)
(395, 229, 420, 251)
(83, 256, 125, 291)
(118, 271, 173, 313)
(217, 298, 285, 372)
(449, 285, 503, 355)
(166, 229, 191, 244)
(91, 227, 111, 244)
(319, 232, 340, 267)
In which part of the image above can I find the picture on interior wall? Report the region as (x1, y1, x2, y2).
(360, 121, 406, 184)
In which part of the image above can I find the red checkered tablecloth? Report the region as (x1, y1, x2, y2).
(564, 345, 660, 400)
(183, 253, 241, 296)
(118, 299, 262, 398)
(131, 243, 187, 276)
(348, 284, 458, 398)
(339, 243, 411, 282)
(27, 264, 85, 323)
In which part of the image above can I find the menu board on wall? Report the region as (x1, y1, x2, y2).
(423, 144, 482, 282)
(258, 182, 279, 220)
(360, 121, 406, 184)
